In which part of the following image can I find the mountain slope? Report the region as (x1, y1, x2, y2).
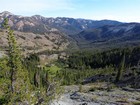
(0, 29, 69, 52)
(0, 11, 70, 52)
(71, 23, 140, 49)
(1, 11, 140, 51)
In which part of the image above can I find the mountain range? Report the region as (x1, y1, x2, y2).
(0, 11, 121, 34)
(0, 11, 140, 50)
(72, 23, 140, 50)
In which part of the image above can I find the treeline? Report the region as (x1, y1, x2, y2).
(56, 46, 140, 85)
(67, 47, 140, 69)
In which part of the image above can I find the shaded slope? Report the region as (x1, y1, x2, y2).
(71, 23, 140, 49)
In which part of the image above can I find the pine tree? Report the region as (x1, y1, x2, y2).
(2, 18, 32, 104)
(115, 53, 125, 82)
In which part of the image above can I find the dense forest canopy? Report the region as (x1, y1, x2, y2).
(65, 47, 140, 69)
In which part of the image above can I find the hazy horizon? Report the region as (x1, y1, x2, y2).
(0, 0, 140, 22)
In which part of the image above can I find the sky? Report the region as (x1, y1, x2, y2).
(0, 0, 140, 22)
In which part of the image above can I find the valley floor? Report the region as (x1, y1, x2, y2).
(51, 83, 140, 105)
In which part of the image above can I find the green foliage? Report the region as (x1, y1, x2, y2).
(1, 18, 32, 104)
(56, 67, 114, 85)
(45, 65, 61, 77)
(66, 47, 140, 70)
(23, 53, 40, 85)
(0, 18, 62, 104)
(0, 58, 11, 105)
(133, 102, 140, 105)
(115, 54, 125, 82)
(23, 53, 62, 104)
(57, 46, 140, 85)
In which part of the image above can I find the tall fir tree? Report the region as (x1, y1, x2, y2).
(2, 18, 32, 104)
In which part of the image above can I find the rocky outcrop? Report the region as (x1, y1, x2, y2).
(52, 84, 140, 105)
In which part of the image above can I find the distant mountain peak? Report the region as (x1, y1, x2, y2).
(31, 15, 44, 20)
(0, 11, 13, 16)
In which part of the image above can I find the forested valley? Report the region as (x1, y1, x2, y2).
(0, 16, 140, 105)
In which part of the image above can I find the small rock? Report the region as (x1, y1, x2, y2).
(79, 103, 88, 105)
